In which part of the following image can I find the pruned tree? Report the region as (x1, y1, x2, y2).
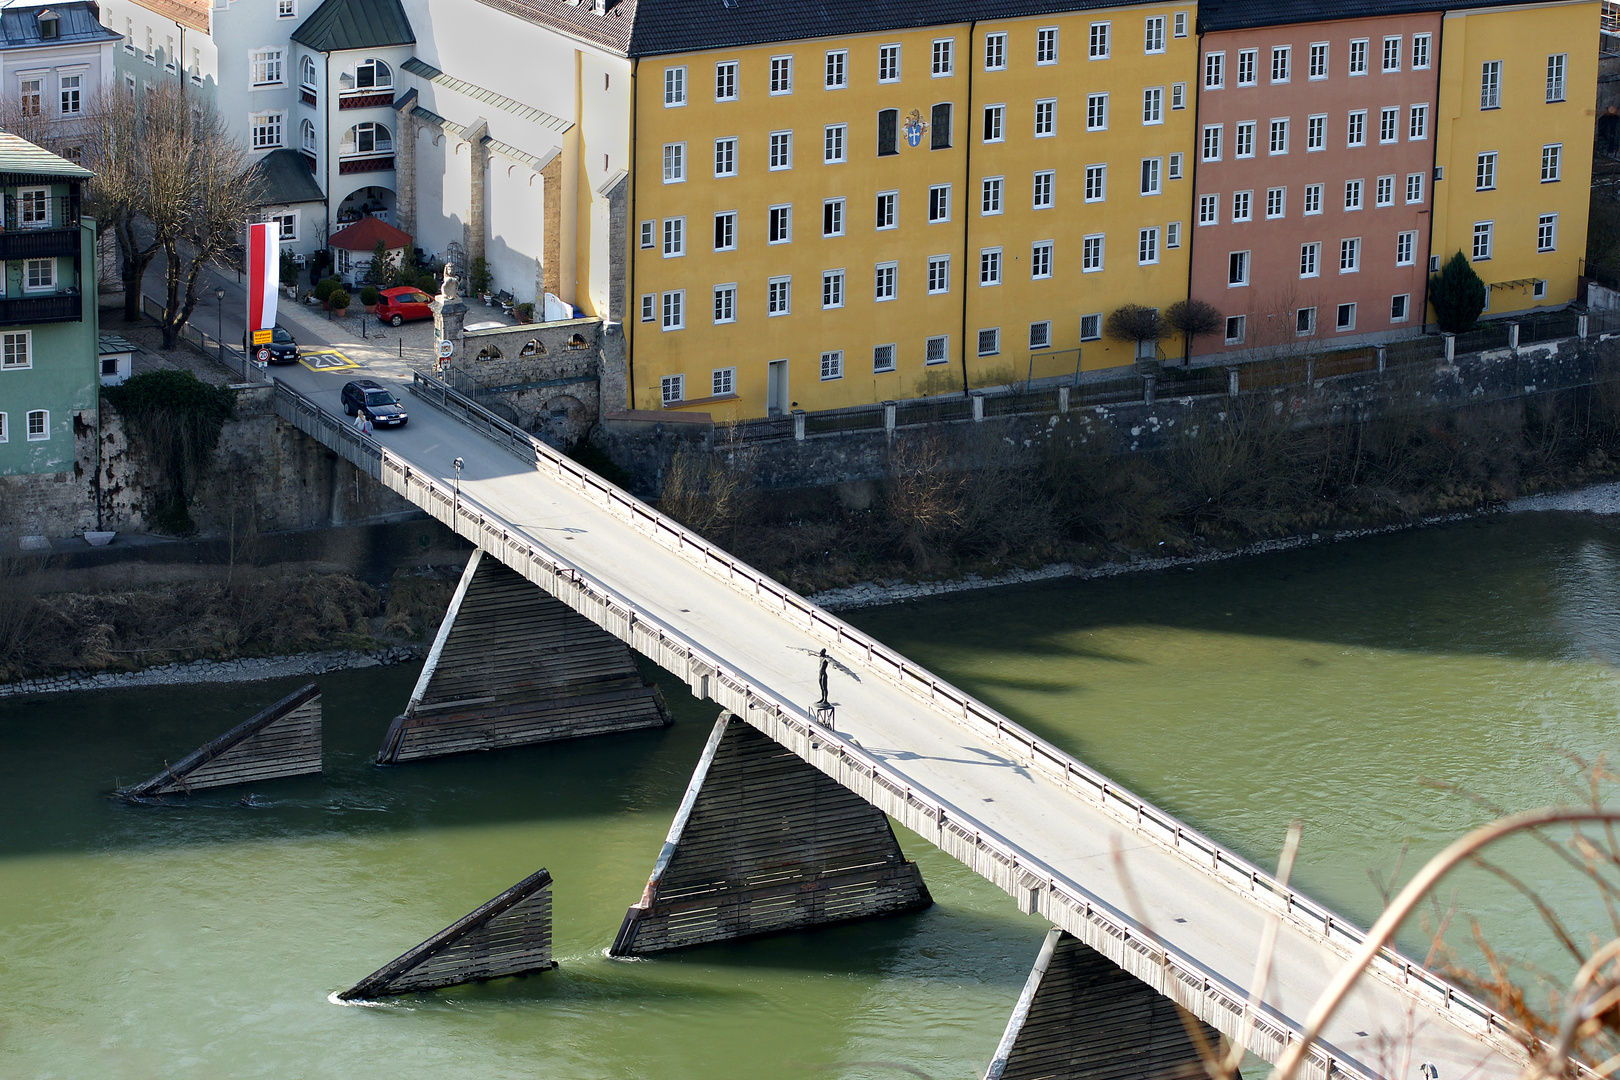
(1104, 304, 1167, 359)
(1165, 299, 1224, 364)
(1429, 251, 1488, 335)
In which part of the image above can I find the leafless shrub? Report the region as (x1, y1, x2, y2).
(658, 425, 759, 544)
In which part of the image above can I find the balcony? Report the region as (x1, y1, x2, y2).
(0, 227, 79, 261)
(0, 293, 82, 325)
(301, 88, 317, 108)
(339, 91, 394, 109)
(339, 154, 394, 175)
(4, 195, 80, 233)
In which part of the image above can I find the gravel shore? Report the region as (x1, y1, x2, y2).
(1506, 482, 1620, 515)
(0, 646, 425, 699)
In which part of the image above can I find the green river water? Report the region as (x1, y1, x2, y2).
(4, 512, 1620, 1079)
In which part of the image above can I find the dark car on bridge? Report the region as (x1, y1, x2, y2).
(340, 379, 409, 427)
(245, 325, 300, 364)
(375, 286, 435, 327)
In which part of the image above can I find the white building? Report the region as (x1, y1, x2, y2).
(0, 1, 119, 160)
(97, 0, 217, 107)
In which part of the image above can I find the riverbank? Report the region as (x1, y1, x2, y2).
(0, 645, 424, 698)
(1507, 480, 1620, 514)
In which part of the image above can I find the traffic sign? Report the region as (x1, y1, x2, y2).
(256, 347, 271, 364)
(252, 328, 272, 346)
(437, 339, 455, 359)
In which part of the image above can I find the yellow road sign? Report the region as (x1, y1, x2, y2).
(298, 350, 357, 372)
(252, 329, 272, 345)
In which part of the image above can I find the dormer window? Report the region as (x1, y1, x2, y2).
(354, 58, 391, 90)
(37, 11, 59, 39)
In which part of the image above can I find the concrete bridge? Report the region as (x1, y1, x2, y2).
(274, 373, 1530, 1080)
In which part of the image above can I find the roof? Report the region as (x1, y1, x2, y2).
(0, 132, 93, 179)
(328, 215, 413, 250)
(1197, 0, 1557, 32)
(474, 0, 635, 56)
(401, 57, 572, 133)
(0, 2, 122, 50)
(99, 334, 139, 356)
(130, 0, 209, 34)
(252, 149, 325, 205)
(291, 0, 414, 53)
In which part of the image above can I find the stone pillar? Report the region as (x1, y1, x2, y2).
(972, 391, 985, 420)
(1580, 314, 1590, 341)
(602, 172, 629, 324)
(1057, 386, 1069, 413)
(984, 928, 1220, 1080)
(432, 266, 468, 374)
(1443, 333, 1456, 362)
(1508, 322, 1520, 355)
(465, 120, 490, 271)
(541, 155, 563, 302)
(1142, 376, 1156, 406)
(1376, 346, 1387, 373)
(1227, 368, 1240, 397)
(883, 400, 896, 437)
(394, 103, 418, 241)
(376, 550, 670, 763)
(793, 409, 806, 440)
(610, 714, 931, 956)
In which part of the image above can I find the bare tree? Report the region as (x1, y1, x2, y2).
(82, 86, 162, 324)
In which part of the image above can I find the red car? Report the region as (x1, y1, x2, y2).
(375, 286, 435, 326)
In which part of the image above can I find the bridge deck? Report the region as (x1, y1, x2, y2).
(277, 375, 1524, 1080)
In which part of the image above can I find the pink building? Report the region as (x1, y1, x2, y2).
(1189, 12, 1441, 357)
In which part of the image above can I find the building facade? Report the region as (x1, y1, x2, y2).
(98, 0, 218, 107)
(0, 135, 99, 477)
(0, 1, 119, 162)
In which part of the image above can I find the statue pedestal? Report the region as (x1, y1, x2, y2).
(811, 703, 835, 730)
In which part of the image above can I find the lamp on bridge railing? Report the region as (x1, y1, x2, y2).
(452, 457, 465, 531)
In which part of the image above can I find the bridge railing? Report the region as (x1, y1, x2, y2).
(400, 372, 1526, 1066)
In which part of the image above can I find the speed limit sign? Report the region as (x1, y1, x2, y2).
(256, 347, 271, 364)
(437, 339, 454, 359)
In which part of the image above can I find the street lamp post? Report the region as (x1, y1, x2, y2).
(452, 457, 464, 533)
(215, 287, 225, 359)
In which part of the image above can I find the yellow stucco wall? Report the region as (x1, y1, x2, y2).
(1430, 0, 1597, 319)
(628, 6, 1198, 418)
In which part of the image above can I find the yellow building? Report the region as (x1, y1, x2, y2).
(628, 5, 1200, 418)
(1429, 0, 1597, 319)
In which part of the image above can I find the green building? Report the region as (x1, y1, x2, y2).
(0, 132, 97, 476)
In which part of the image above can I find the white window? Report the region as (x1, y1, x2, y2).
(271, 211, 298, 240)
(822, 269, 845, 308)
(713, 285, 736, 324)
(1297, 308, 1317, 334)
(1307, 114, 1325, 151)
(770, 55, 793, 94)
(981, 176, 1003, 215)
(1547, 53, 1567, 103)
(1202, 123, 1222, 161)
(714, 137, 737, 177)
(768, 204, 792, 244)
(1304, 183, 1323, 215)
(824, 124, 847, 163)
(1172, 82, 1186, 109)
(1140, 157, 1161, 195)
(662, 217, 685, 257)
(2, 331, 30, 368)
(1138, 227, 1159, 265)
(1199, 193, 1218, 225)
(1090, 22, 1110, 59)
(1235, 121, 1255, 158)
(879, 44, 901, 82)
(1344, 179, 1363, 210)
(826, 49, 848, 89)
(979, 247, 1002, 286)
(932, 38, 954, 76)
(1030, 321, 1052, 349)
(639, 221, 654, 249)
(664, 66, 687, 106)
(1205, 51, 1224, 89)
(1034, 99, 1055, 136)
(661, 375, 684, 404)
(1232, 190, 1251, 221)
(17, 187, 48, 228)
(0, 412, 5, 441)
(278, 0, 297, 16)
(663, 142, 686, 182)
(1225, 316, 1246, 344)
(927, 335, 951, 363)
(823, 198, 844, 237)
(1380, 107, 1398, 144)
(1413, 34, 1430, 70)
(59, 74, 81, 115)
(1376, 176, 1394, 206)
(927, 255, 950, 294)
(1036, 27, 1058, 64)
(876, 191, 897, 229)
(1406, 172, 1424, 204)
(1266, 187, 1285, 218)
(1145, 16, 1166, 53)
(873, 344, 897, 373)
(345, 121, 392, 155)
(1348, 39, 1368, 75)
(1391, 294, 1410, 322)
(1168, 153, 1183, 180)
(767, 276, 791, 314)
(1237, 49, 1257, 86)
(353, 57, 392, 89)
(1143, 87, 1163, 125)
(1174, 11, 1187, 36)
(1481, 61, 1501, 109)
(1037, 170, 1058, 207)
(251, 112, 284, 149)
(1382, 36, 1401, 72)
(640, 294, 655, 321)
(1300, 242, 1320, 277)
(715, 60, 738, 100)
(875, 261, 897, 300)
(1396, 230, 1416, 265)
(1309, 42, 1327, 79)
(1340, 237, 1360, 272)
(1543, 144, 1562, 182)
(1167, 221, 1182, 248)
(984, 33, 1006, 70)
(769, 131, 792, 170)
(1081, 314, 1103, 341)
(1269, 118, 1288, 155)
(1409, 104, 1428, 140)
(251, 48, 283, 86)
(26, 409, 47, 440)
(1272, 46, 1290, 83)
(820, 351, 844, 381)
(1087, 93, 1108, 130)
(1031, 240, 1053, 279)
(18, 77, 40, 117)
(300, 119, 317, 153)
(984, 104, 1005, 142)
(713, 367, 736, 395)
(1336, 303, 1356, 331)
(977, 328, 1000, 356)
(1476, 152, 1496, 191)
(661, 290, 685, 330)
(1534, 279, 1548, 299)
(714, 211, 736, 251)
(1347, 110, 1365, 147)
(929, 184, 951, 222)
(1538, 213, 1558, 252)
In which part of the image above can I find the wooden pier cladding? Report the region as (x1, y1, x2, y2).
(340, 868, 557, 999)
(377, 550, 669, 764)
(985, 928, 1218, 1080)
(611, 713, 931, 956)
(117, 682, 322, 797)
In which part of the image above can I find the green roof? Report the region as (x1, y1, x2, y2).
(291, 0, 414, 52)
(0, 132, 92, 180)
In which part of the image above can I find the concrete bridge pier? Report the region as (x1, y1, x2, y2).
(985, 927, 1221, 1080)
(376, 549, 670, 763)
(609, 713, 932, 955)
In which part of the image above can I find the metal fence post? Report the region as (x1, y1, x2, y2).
(792, 409, 806, 441)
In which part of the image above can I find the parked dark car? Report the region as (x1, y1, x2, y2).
(245, 325, 300, 363)
(340, 379, 409, 427)
(375, 286, 435, 326)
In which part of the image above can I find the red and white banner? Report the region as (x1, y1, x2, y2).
(246, 222, 279, 333)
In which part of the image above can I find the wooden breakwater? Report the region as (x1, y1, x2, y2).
(117, 682, 322, 797)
